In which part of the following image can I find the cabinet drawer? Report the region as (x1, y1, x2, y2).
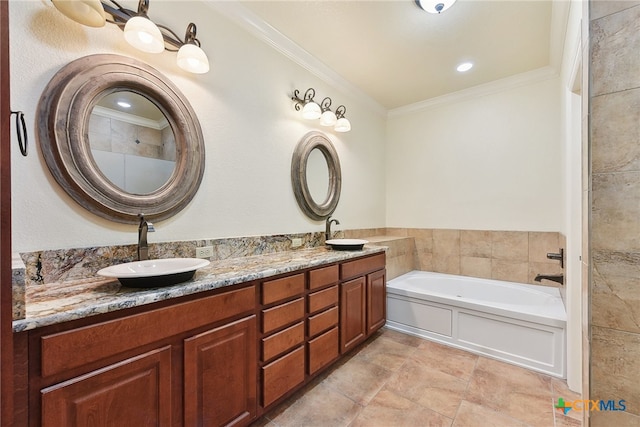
(262, 346, 305, 407)
(262, 298, 304, 334)
(261, 273, 305, 305)
(340, 253, 385, 280)
(261, 321, 304, 362)
(308, 327, 339, 376)
(307, 285, 338, 314)
(307, 306, 338, 338)
(40, 286, 255, 378)
(308, 265, 339, 290)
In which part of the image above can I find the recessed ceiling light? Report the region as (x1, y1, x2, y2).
(117, 101, 132, 108)
(456, 62, 473, 72)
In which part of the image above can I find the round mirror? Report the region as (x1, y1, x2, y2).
(291, 131, 341, 220)
(37, 54, 205, 223)
(305, 148, 330, 204)
(89, 91, 176, 194)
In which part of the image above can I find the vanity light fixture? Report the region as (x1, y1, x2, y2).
(51, 0, 210, 74)
(415, 0, 457, 14)
(319, 97, 337, 127)
(291, 88, 351, 132)
(334, 106, 351, 133)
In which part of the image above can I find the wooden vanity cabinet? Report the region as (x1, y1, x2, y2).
(339, 253, 386, 354)
(17, 251, 386, 425)
(306, 265, 340, 376)
(259, 274, 306, 408)
(20, 284, 257, 427)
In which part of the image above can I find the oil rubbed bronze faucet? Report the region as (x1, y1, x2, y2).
(534, 274, 564, 285)
(325, 216, 340, 241)
(137, 214, 155, 261)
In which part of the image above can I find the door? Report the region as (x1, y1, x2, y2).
(184, 315, 257, 426)
(41, 347, 172, 427)
(340, 277, 366, 353)
(367, 269, 386, 334)
(0, 2, 13, 424)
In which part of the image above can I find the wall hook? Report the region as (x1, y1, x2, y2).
(10, 110, 28, 156)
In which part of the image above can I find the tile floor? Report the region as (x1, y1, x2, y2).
(252, 328, 582, 427)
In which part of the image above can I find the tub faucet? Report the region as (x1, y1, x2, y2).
(137, 214, 155, 261)
(534, 274, 564, 285)
(325, 216, 340, 241)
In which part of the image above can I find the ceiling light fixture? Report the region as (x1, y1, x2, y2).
(456, 62, 473, 72)
(51, 0, 210, 74)
(291, 88, 351, 133)
(415, 0, 457, 14)
(117, 101, 132, 108)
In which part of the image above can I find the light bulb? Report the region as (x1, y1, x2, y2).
(334, 117, 351, 132)
(52, 0, 106, 27)
(301, 102, 321, 120)
(124, 16, 164, 53)
(320, 110, 337, 126)
(177, 44, 210, 74)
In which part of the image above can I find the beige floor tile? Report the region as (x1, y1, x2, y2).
(551, 378, 583, 422)
(465, 357, 554, 426)
(452, 400, 529, 427)
(267, 382, 362, 427)
(354, 335, 419, 372)
(350, 388, 452, 427)
(379, 327, 425, 348)
(323, 356, 394, 405)
(385, 358, 467, 418)
(414, 340, 478, 380)
(555, 413, 583, 427)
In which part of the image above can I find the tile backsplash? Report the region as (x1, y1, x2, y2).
(13, 226, 564, 322)
(346, 227, 564, 286)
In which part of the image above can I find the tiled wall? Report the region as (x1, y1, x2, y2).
(589, 2, 640, 425)
(346, 228, 564, 286)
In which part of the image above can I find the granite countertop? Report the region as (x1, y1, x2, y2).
(13, 246, 385, 333)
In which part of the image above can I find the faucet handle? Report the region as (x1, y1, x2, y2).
(147, 222, 156, 232)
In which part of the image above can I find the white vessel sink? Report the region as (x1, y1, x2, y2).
(97, 258, 210, 288)
(325, 239, 369, 251)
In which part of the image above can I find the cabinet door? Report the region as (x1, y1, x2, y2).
(184, 315, 257, 427)
(340, 277, 366, 353)
(41, 346, 172, 427)
(367, 270, 386, 334)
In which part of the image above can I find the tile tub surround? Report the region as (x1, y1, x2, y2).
(589, 1, 640, 424)
(254, 327, 582, 427)
(345, 228, 564, 286)
(13, 244, 385, 332)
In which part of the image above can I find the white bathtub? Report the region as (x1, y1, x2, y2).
(386, 271, 566, 378)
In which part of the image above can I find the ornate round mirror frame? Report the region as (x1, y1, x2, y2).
(291, 131, 341, 220)
(36, 54, 205, 224)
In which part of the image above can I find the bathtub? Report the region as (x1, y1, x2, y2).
(386, 271, 566, 378)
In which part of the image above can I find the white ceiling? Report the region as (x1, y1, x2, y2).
(229, 0, 562, 111)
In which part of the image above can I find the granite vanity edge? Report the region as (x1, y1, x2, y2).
(13, 246, 386, 333)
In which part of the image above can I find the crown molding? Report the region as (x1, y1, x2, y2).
(388, 66, 559, 117)
(203, 0, 387, 117)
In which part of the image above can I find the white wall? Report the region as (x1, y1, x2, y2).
(386, 75, 563, 232)
(9, 1, 387, 253)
